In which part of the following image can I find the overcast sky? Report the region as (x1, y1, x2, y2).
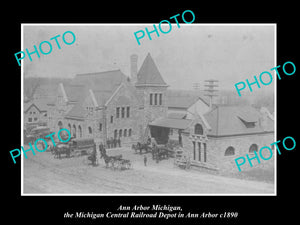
(23, 24, 275, 93)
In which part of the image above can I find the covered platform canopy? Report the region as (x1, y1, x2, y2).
(148, 117, 192, 145)
(149, 117, 192, 130)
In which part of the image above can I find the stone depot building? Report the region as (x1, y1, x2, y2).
(47, 53, 274, 172)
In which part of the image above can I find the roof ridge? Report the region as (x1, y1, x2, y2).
(76, 69, 122, 76)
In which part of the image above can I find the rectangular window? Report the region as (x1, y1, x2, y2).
(198, 142, 201, 161)
(154, 93, 157, 105)
(203, 143, 207, 162)
(28, 118, 32, 122)
(159, 93, 162, 105)
(116, 107, 120, 118)
(121, 107, 125, 118)
(193, 141, 196, 160)
(99, 123, 102, 131)
(150, 93, 153, 105)
(126, 106, 130, 118)
(110, 116, 113, 123)
(34, 117, 38, 121)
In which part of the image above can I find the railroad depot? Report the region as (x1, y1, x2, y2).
(25, 53, 274, 172)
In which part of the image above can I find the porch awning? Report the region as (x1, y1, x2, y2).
(149, 117, 192, 130)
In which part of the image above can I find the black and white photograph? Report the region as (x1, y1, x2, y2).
(22, 24, 275, 195)
(4, 5, 298, 225)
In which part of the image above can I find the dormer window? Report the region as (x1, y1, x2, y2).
(238, 117, 256, 128)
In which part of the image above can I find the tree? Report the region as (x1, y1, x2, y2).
(24, 77, 41, 102)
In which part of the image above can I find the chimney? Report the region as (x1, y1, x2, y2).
(130, 54, 138, 84)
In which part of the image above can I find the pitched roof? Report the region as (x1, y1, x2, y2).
(64, 69, 144, 119)
(136, 53, 167, 86)
(203, 105, 274, 136)
(64, 102, 87, 119)
(167, 95, 201, 109)
(64, 69, 128, 107)
(167, 112, 187, 119)
(64, 85, 88, 102)
(166, 89, 209, 108)
(24, 100, 49, 113)
(71, 69, 127, 92)
(149, 117, 192, 130)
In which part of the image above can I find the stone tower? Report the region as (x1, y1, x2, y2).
(134, 53, 168, 140)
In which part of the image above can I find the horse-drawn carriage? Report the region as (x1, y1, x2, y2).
(100, 149, 132, 170)
(52, 138, 95, 160)
(24, 126, 51, 143)
(69, 138, 95, 156)
(131, 138, 177, 162)
(53, 143, 72, 159)
(131, 142, 152, 154)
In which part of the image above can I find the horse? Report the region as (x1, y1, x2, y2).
(100, 150, 115, 168)
(132, 142, 150, 154)
(131, 143, 139, 154)
(87, 150, 97, 166)
(53, 144, 71, 159)
(152, 144, 169, 161)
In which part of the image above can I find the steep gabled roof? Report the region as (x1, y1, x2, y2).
(136, 53, 167, 86)
(64, 101, 87, 119)
(63, 69, 128, 107)
(166, 89, 210, 108)
(63, 84, 88, 103)
(24, 100, 48, 113)
(203, 105, 274, 136)
(71, 69, 127, 92)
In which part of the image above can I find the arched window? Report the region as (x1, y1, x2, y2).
(72, 124, 76, 138)
(114, 129, 118, 139)
(119, 129, 122, 138)
(128, 129, 132, 137)
(78, 125, 82, 138)
(58, 121, 63, 129)
(249, 144, 258, 153)
(124, 129, 127, 137)
(88, 126, 92, 134)
(194, 123, 203, 135)
(68, 123, 71, 135)
(225, 146, 235, 156)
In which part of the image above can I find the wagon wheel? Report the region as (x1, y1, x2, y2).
(117, 160, 122, 170)
(82, 157, 90, 166)
(120, 162, 126, 170)
(110, 160, 116, 170)
(127, 161, 132, 169)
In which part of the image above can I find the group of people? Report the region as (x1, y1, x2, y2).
(88, 142, 108, 166)
(105, 137, 121, 149)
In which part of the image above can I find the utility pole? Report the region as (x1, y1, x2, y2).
(193, 82, 201, 91)
(204, 79, 218, 108)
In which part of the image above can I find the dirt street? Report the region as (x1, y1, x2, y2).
(23, 147, 275, 194)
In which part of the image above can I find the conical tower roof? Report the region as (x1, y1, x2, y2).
(136, 53, 168, 87)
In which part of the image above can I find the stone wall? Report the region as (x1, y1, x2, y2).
(208, 132, 275, 173)
(105, 84, 142, 147)
(182, 131, 275, 173)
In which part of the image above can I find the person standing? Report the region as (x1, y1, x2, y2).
(144, 155, 147, 166)
(117, 138, 121, 147)
(113, 138, 116, 148)
(107, 139, 110, 149)
(178, 132, 182, 147)
(111, 137, 115, 148)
